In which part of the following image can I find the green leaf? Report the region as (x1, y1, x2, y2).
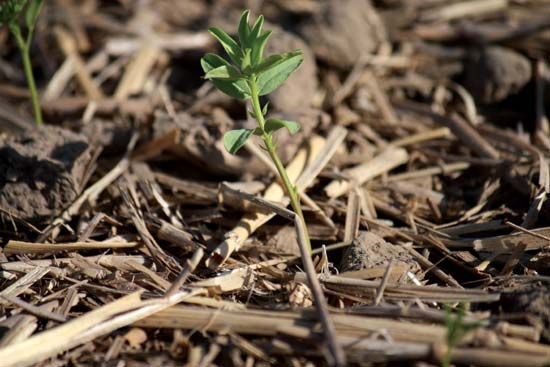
(0, 0, 27, 25)
(223, 129, 254, 154)
(204, 64, 242, 80)
(201, 53, 250, 99)
(262, 102, 269, 115)
(249, 15, 264, 43)
(265, 118, 300, 135)
(208, 27, 242, 65)
(251, 30, 272, 67)
(256, 50, 303, 95)
(237, 10, 250, 47)
(255, 54, 283, 74)
(25, 0, 44, 31)
(25, 0, 42, 30)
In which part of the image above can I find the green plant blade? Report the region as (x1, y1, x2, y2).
(223, 129, 254, 154)
(249, 15, 264, 43)
(255, 54, 283, 74)
(201, 53, 250, 100)
(251, 30, 272, 67)
(208, 27, 242, 65)
(237, 10, 250, 47)
(265, 118, 300, 135)
(256, 50, 303, 95)
(204, 64, 242, 80)
(25, 0, 42, 30)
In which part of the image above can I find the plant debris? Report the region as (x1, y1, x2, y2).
(1, 1, 550, 366)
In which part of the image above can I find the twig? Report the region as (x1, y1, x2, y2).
(504, 221, 550, 243)
(324, 147, 408, 198)
(295, 216, 346, 367)
(0, 290, 203, 367)
(0, 295, 67, 323)
(374, 259, 393, 305)
(4, 240, 138, 255)
(165, 248, 204, 298)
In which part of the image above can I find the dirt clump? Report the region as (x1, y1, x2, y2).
(0, 126, 91, 222)
(339, 231, 421, 281)
(464, 46, 532, 104)
(500, 282, 550, 342)
(299, 0, 387, 68)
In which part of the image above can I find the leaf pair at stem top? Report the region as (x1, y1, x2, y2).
(201, 10, 303, 154)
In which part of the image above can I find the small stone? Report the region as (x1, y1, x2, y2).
(464, 46, 532, 104)
(339, 231, 421, 281)
(299, 0, 387, 68)
(124, 327, 148, 348)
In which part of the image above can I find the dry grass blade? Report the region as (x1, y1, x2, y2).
(325, 147, 408, 198)
(4, 240, 138, 254)
(0, 290, 203, 367)
(0, 268, 50, 304)
(443, 227, 550, 252)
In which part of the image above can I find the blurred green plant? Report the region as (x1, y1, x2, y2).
(443, 303, 481, 367)
(201, 10, 311, 252)
(0, 0, 44, 125)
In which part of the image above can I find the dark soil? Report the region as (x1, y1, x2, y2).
(0, 126, 91, 222)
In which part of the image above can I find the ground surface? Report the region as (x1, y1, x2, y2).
(1, 1, 550, 366)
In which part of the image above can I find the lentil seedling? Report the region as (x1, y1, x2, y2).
(201, 10, 310, 253)
(201, 11, 345, 366)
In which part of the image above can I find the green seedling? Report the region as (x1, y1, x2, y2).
(442, 303, 481, 367)
(201, 10, 311, 252)
(0, 0, 44, 125)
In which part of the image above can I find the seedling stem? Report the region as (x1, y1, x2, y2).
(201, 9, 312, 252)
(1, 0, 44, 126)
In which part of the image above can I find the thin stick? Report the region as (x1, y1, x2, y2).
(324, 147, 408, 198)
(0, 290, 202, 367)
(374, 259, 393, 306)
(294, 216, 346, 367)
(504, 221, 550, 243)
(165, 248, 204, 298)
(0, 295, 67, 323)
(4, 240, 138, 254)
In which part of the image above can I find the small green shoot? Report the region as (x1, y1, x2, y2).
(0, 0, 44, 125)
(443, 303, 481, 367)
(201, 10, 311, 252)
